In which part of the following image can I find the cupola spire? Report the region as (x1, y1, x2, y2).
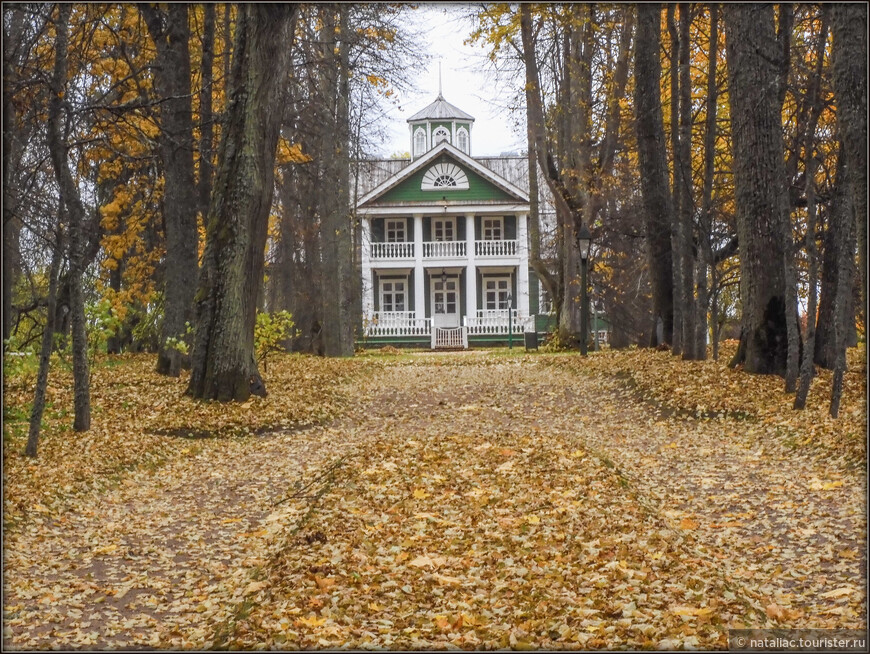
(437, 59, 442, 98)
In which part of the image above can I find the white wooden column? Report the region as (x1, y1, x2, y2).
(362, 217, 374, 320)
(465, 213, 477, 317)
(517, 213, 530, 317)
(414, 214, 425, 321)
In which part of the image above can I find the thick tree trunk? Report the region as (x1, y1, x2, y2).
(829, 174, 856, 419)
(319, 6, 354, 357)
(187, 4, 297, 401)
(634, 3, 675, 348)
(47, 3, 89, 431)
(724, 4, 794, 377)
(142, 5, 199, 377)
(830, 3, 867, 319)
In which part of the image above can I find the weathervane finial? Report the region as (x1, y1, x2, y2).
(438, 59, 442, 97)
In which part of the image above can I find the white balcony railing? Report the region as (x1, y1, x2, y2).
(366, 312, 431, 337)
(371, 241, 414, 260)
(465, 309, 535, 335)
(475, 239, 518, 257)
(423, 241, 466, 258)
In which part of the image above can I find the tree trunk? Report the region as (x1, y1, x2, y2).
(142, 4, 199, 377)
(319, 6, 354, 357)
(199, 4, 216, 222)
(667, 4, 683, 357)
(830, 3, 867, 319)
(634, 3, 675, 348)
(695, 3, 718, 359)
(47, 3, 90, 431)
(25, 230, 63, 457)
(724, 4, 794, 377)
(677, 3, 696, 360)
(794, 12, 829, 409)
(187, 4, 297, 401)
(829, 172, 856, 419)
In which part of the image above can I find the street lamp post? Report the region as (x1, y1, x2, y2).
(577, 225, 593, 356)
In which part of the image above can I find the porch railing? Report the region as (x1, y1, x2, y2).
(423, 241, 466, 258)
(371, 241, 414, 259)
(465, 309, 535, 335)
(475, 239, 518, 257)
(365, 312, 430, 337)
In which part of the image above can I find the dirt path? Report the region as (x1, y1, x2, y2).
(3, 354, 865, 649)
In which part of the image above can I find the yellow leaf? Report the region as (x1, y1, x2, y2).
(413, 488, 429, 499)
(94, 544, 118, 555)
(679, 517, 699, 530)
(314, 576, 336, 590)
(409, 554, 434, 568)
(820, 586, 854, 599)
(296, 615, 326, 628)
(243, 581, 267, 596)
(526, 515, 541, 524)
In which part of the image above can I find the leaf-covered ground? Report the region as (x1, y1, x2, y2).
(2, 347, 866, 649)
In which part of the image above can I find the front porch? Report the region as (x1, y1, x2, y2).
(362, 309, 537, 349)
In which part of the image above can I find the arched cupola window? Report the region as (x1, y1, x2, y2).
(433, 126, 450, 145)
(414, 128, 426, 156)
(421, 163, 469, 190)
(456, 127, 469, 153)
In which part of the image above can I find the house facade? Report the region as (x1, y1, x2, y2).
(356, 92, 554, 348)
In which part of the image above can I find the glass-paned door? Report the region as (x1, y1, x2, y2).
(432, 278, 459, 327)
(433, 218, 455, 242)
(380, 280, 406, 312)
(484, 277, 511, 310)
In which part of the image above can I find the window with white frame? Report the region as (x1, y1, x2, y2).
(386, 219, 406, 242)
(414, 128, 426, 155)
(482, 217, 503, 240)
(380, 279, 406, 312)
(433, 126, 450, 145)
(433, 217, 455, 242)
(457, 127, 469, 153)
(484, 277, 511, 310)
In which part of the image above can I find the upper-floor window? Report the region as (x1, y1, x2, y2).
(386, 219, 406, 242)
(457, 127, 469, 153)
(433, 217, 455, 242)
(414, 128, 426, 155)
(433, 126, 450, 145)
(482, 217, 503, 240)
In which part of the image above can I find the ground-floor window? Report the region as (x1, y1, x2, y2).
(539, 279, 554, 314)
(433, 279, 457, 315)
(380, 279, 406, 312)
(484, 277, 511, 310)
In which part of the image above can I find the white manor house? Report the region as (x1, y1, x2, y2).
(354, 91, 559, 349)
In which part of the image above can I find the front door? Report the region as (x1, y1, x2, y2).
(432, 278, 459, 327)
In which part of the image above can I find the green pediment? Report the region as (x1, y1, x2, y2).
(367, 154, 519, 205)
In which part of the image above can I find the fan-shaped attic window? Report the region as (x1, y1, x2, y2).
(421, 163, 469, 190)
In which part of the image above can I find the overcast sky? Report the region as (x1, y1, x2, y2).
(378, 5, 527, 158)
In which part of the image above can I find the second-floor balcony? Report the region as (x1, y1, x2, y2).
(370, 239, 519, 261)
